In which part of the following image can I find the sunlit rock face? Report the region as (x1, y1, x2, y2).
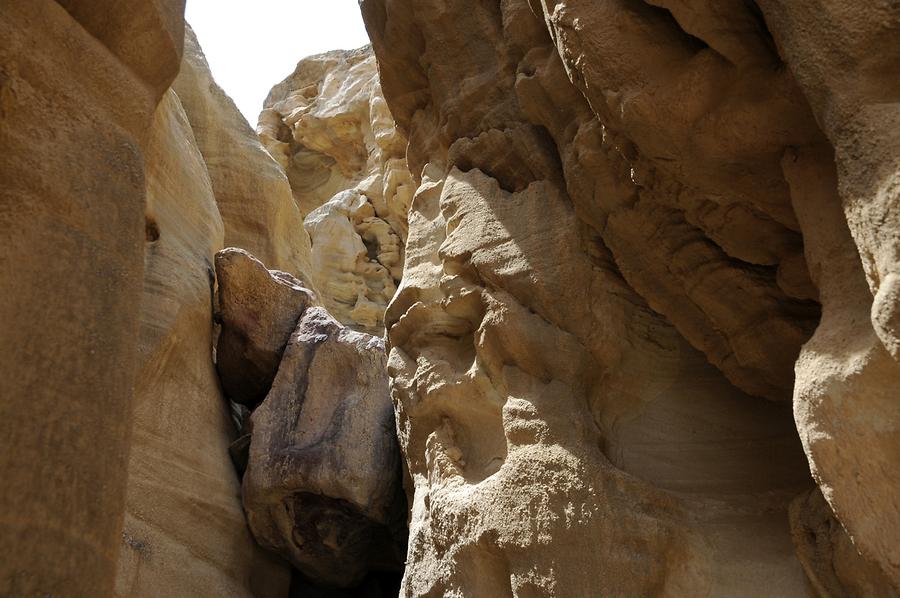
(360, 0, 900, 595)
(115, 93, 290, 598)
(174, 27, 315, 284)
(113, 26, 322, 597)
(259, 47, 415, 334)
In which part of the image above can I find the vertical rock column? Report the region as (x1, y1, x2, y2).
(0, 1, 185, 595)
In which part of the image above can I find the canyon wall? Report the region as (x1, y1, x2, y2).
(359, 0, 900, 595)
(0, 2, 186, 595)
(259, 47, 414, 334)
(1, 1, 898, 596)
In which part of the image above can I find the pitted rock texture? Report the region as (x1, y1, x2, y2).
(259, 47, 414, 334)
(361, 0, 900, 595)
(215, 248, 315, 406)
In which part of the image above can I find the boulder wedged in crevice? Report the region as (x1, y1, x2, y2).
(242, 306, 407, 587)
(214, 247, 315, 406)
(212, 248, 407, 589)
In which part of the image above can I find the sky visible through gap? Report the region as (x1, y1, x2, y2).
(186, 0, 371, 125)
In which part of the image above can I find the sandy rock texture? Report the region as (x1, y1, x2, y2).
(114, 93, 289, 598)
(174, 27, 314, 283)
(360, 0, 900, 594)
(259, 47, 414, 334)
(753, 4, 900, 584)
(0, 1, 185, 595)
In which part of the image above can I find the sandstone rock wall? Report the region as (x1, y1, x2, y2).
(259, 47, 414, 334)
(2, 0, 898, 595)
(113, 92, 290, 598)
(174, 27, 315, 284)
(360, 0, 900, 594)
(0, 1, 185, 594)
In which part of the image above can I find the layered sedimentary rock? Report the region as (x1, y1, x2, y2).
(115, 93, 289, 598)
(113, 23, 326, 598)
(2, 0, 898, 594)
(259, 47, 414, 333)
(174, 26, 314, 282)
(0, 1, 185, 594)
(360, 0, 900, 594)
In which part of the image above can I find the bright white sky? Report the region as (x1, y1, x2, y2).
(186, 0, 371, 124)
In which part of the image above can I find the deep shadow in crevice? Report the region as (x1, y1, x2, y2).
(290, 569, 403, 598)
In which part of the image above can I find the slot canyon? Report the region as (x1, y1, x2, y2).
(0, 1, 898, 596)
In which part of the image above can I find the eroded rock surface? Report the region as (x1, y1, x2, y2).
(215, 248, 315, 406)
(259, 47, 414, 333)
(243, 306, 405, 587)
(360, 0, 900, 594)
(115, 93, 289, 598)
(0, 1, 185, 594)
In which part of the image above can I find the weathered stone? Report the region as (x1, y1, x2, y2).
(114, 92, 289, 598)
(0, 1, 184, 594)
(259, 47, 413, 334)
(174, 26, 315, 283)
(243, 307, 405, 587)
(215, 248, 315, 406)
(361, 0, 900, 594)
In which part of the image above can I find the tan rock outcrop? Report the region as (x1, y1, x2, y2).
(0, 1, 185, 594)
(750, 5, 900, 584)
(215, 248, 315, 406)
(115, 93, 289, 598)
(173, 26, 315, 283)
(361, 0, 899, 594)
(259, 47, 414, 334)
(2, 0, 897, 595)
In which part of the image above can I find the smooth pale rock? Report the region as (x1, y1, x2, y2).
(215, 248, 315, 406)
(0, 1, 184, 594)
(115, 93, 289, 598)
(259, 47, 413, 334)
(243, 307, 405, 587)
(173, 26, 315, 284)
